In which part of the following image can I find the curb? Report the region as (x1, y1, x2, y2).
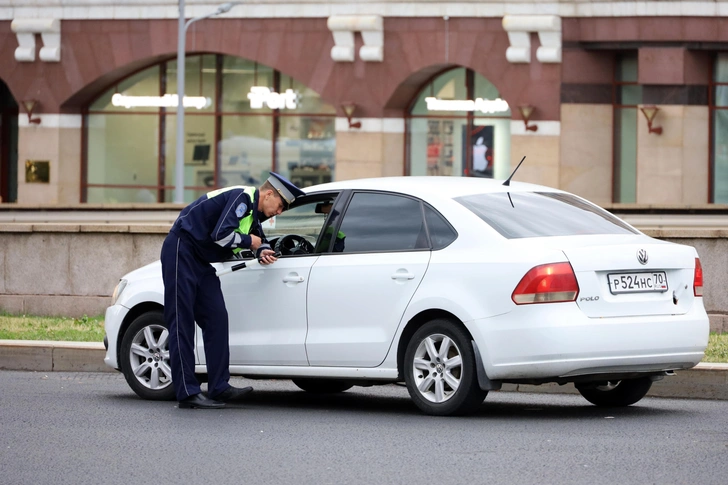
(1, 340, 726, 400)
(0, 340, 113, 373)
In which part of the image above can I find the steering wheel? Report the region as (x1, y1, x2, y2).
(274, 234, 315, 256)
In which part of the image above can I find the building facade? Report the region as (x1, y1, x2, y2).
(0, 0, 727, 206)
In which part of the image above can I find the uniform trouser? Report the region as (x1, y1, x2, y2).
(160, 231, 232, 401)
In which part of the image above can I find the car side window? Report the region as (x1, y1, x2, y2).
(424, 204, 457, 249)
(337, 192, 428, 253)
(263, 196, 338, 255)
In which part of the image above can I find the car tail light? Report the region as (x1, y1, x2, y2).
(512, 262, 580, 305)
(693, 257, 703, 297)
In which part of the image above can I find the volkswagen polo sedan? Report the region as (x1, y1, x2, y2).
(104, 176, 709, 415)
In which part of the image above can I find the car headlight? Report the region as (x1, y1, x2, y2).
(112, 279, 128, 305)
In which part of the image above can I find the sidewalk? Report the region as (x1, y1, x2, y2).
(1, 339, 726, 400)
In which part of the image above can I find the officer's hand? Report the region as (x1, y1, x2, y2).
(249, 234, 262, 251)
(258, 249, 278, 265)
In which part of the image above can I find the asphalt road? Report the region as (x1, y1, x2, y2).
(1, 371, 727, 485)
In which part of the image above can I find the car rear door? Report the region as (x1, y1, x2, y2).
(306, 191, 431, 367)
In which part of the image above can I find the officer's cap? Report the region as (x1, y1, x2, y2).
(267, 172, 305, 209)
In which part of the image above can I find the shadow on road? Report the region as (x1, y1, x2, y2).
(102, 385, 691, 420)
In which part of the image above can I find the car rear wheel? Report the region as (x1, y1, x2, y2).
(577, 377, 653, 407)
(292, 378, 353, 393)
(404, 320, 487, 416)
(120, 311, 175, 401)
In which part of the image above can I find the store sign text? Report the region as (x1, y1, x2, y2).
(248, 87, 299, 110)
(111, 93, 211, 110)
(424, 97, 510, 114)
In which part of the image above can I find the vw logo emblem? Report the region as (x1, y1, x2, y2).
(637, 249, 648, 265)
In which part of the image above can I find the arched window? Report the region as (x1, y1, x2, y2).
(407, 68, 511, 179)
(85, 55, 336, 203)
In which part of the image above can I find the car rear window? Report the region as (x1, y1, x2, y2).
(455, 191, 639, 239)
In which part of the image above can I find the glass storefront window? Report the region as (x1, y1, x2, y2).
(87, 113, 159, 203)
(614, 108, 638, 203)
(85, 55, 336, 203)
(613, 52, 641, 203)
(163, 114, 217, 202)
(218, 115, 273, 189)
(165, 55, 216, 113)
(714, 53, 728, 83)
(90, 67, 161, 113)
(410, 68, 468, 117)
(221, 57, 274, 113)
(279, 74, 336, 115)
(407, 68, 511, 179)
(712, 53, 728, 203)
(278, 116, 335, 187)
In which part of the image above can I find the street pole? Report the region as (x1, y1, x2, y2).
(175, 0, 186, 203)
(174, 1, 238, 204)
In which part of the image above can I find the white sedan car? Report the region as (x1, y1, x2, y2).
(104, 176, 709, 416)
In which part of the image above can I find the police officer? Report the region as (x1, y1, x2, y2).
(161, 172, 305, 409)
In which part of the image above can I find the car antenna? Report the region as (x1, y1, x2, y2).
(503, 156, 526, 187)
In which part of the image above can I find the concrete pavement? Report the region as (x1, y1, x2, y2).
(1, 339, 726, 400)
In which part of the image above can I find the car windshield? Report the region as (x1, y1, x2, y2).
(455, 191, 639, 239)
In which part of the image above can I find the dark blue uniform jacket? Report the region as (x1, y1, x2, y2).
(170, 187, 268, 263)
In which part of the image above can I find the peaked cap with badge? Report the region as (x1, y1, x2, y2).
(267, 171, 306, 209)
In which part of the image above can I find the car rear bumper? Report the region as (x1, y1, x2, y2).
(468, 302, 710, 381)
(103, 304, 129, 370)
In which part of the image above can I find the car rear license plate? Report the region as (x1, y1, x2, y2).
(607, 271, 668, 294)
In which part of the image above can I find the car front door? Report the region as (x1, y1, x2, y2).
(306, 191, 431, 367)
(197, 195, 337, 367)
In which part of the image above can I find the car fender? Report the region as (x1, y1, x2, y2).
(115, 261, 165, 309)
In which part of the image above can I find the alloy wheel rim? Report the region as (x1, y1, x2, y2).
(412, 333, 463, 403)
(129, 324, 172, 390)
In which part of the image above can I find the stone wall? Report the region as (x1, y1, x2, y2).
(0, 224, 166, 317)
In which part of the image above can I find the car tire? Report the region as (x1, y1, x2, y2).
(292, 378, 353, 394)
(120, 311, 176, 401)
(577, 377, 653, 407)
(404, 320, 487, 416)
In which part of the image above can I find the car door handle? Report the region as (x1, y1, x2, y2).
(391, 271, 415, 280)
(282, 274, 305, 283)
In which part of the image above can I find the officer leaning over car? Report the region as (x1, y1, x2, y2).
(160, 172, 305, 409)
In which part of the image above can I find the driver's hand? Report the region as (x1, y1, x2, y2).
(258, 249, 277, 265)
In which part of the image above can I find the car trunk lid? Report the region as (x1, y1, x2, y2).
(556, 235, 697, 317)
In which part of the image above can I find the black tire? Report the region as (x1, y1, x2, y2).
(403, 319, 487, 416)
(119, 311, 176, 401)
(292, 378, 353, 394)
(577, 377, 653, 407)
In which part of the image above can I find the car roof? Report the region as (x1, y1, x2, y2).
(303, 176, 563, 200)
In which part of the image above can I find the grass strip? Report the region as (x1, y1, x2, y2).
(703, 332, 728, 363)
(0, 313, 105, 342)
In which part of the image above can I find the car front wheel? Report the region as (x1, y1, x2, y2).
(576, 377, 653, 407)
(404, 320, 487, 416)
(119, 311, 175, 401)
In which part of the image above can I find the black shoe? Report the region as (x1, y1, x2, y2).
(212, 385, 254, 403)
(179, 393, 225, 409)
